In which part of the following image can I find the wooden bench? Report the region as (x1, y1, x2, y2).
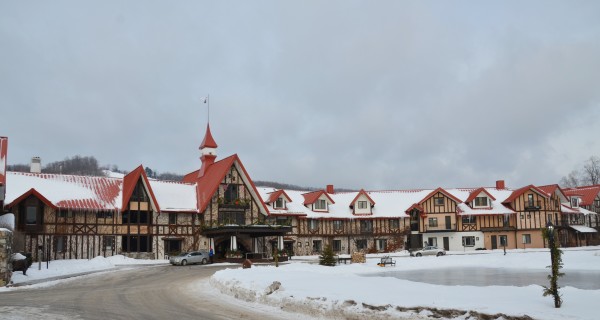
(379, 255, 396, 266)
(337, 255, 352, 264)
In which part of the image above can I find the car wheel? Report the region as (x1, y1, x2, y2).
(201, 258, 208, 265)
(436, 252, 443, 257)
(181, 259, 187, 266)
(416, 253, 422, 257)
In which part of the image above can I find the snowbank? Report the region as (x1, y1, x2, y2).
(0, 213, 15, 230)
(211, 248, 600, 320)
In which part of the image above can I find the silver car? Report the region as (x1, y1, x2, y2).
(169, 251, 209, 266)
(411, 246, 446, 257)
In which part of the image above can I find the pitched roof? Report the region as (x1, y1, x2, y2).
(267, 190, 292, 204)
(121, 165, 160, 212)
(302, 190, 335, 206)
(199, 124, 218, 149)
(466, 187, 497, 203)
(350, 189, 376, 207)
(564, 185, 600, 206)
(502, 185, 549, 204)
(7, 188, 57, 209)
(419, 187, 462, 205)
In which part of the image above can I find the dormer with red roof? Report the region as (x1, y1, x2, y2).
(267, 189, 292, 210)
(350, 189, 375, 215)
(303, 190, 335, 212)
(502, 185, 549, 211)
(198, 124, 218, 178)
(466, 188, 495, 209)
(122, 165, 160, 216)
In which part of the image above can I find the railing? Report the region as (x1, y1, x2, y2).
(525, 200, 542, 211)
(424, 223, 456, 232)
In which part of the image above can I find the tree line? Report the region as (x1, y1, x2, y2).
(559, 156, 600, 188)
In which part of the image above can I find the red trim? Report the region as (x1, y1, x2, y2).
(121, 165, 161, 212)
(350, 189, 376, 207)
(302, 190, 335, 206)
(564, 185, 600, 207)
(419, 187, 462, 205)
(7, 188, 57, 209)
(267, 189, 293, 204)
(466, 187, 497, 203)
(405, 203, 424, 213)
(502, 185, 549, 204)
(199, 124, 218, 149)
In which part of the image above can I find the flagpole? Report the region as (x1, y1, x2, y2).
(207, 94, 210, 124)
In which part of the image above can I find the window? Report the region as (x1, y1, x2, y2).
(520, 213, 524, 219)
(434, 197, 444, 206)
(103, 236, 115, 251)
(131, 180, 149, 202)
(26, 206, 37, 225)
(376, 239, 387, 251)
(218, 212, 245, 225)
(474, 197, 488, 207)
(122, 235, 152, 252)
(356, 239, 367, 250)
(428, 217, 438, 227)
(462, 236, 475, 247)
(428, 237, 437, 247)
(547, 213, 553, 224)
(333, 220, 343, 231)
(224, 184, 238, 204)
(276, 217, 290, 226)
(360, 220, 373, 233)
(308, 219, 319, 231)
(389, 219, 399, 230)
(54, 236, 67, 252)
(123, 210, 149, 224)
(595, 199, 600, 208)
(357, 201, 368, 209)
(571, 197, 579, 208)
(169, 213, 177, 225)
(462, 216, 476, 224)
(522, 234, 531, 244)
(499, 235, 508, 246)
(527, 194, 535, 207)
(332, 240, 342, 252)
(312, 240, 322, 252)
(274, 197, 285, 209)
(315, 199, 327, 210)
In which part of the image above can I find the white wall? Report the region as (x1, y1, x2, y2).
(422, 231, 485, 251)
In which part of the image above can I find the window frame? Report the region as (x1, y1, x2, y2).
(308, 219, 319, 231)
(389, 219, 400, 230)
(333, 220, 343, 231)
(274, 197, 285, 209)
(474, 196, 488, 207)
(360, 220, 373, 233)
(314, 199, 327, 210)
(522, 234, 531, 244)
(26, 206, 37, 225)
(461, 215, 476, 224)
(357, 201, 368, 209)
(434, 197, 444, 206)
(428, 217, 438, 227)
(168, 213, 177, 225)
(332, 239, 342, 252)
(462, 236, 475, 247)
(356, 239, 368, 250)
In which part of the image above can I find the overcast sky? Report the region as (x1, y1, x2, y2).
(1, 1, 599, 190)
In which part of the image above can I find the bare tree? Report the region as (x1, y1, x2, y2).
(559, 170, 581, 188)
(582, 156, 600, 185)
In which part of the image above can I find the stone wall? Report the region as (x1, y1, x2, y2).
(0, 229, 13, 286)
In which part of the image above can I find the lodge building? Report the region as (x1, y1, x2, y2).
(0, 129, 598, 261)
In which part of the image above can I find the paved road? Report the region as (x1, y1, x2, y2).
(0, 264, 286, 320)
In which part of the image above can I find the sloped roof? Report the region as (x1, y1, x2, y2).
(302, 190, 335, 206)
(538, 184, 569, 202)
(466, 187, 496, 203)
(419, 187, 463, 205)
(350, 189, 376, 207)
(149, 180, 197, 212)
(121, 165, 160, 212)
(199, 124, 218, 149)
(564, 185, 600, 206)
(5, 172, 122, 210)
(267, 190, 292, 204)
(502, 185, 549, 204)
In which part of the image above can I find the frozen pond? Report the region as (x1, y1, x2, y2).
(367, 267, 600, 290)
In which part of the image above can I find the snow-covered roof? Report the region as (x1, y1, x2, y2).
(569, 225, 598, 233)
(149, 180, 197, 212)
(259, 187, 517, 219)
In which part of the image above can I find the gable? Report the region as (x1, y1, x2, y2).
(122, 166, 160, 212)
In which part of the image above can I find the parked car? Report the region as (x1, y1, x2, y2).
(410, 246, 446, 257)
(169, 251, 209, 266)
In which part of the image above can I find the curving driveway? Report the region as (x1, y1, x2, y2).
(0, 264, 285, 320)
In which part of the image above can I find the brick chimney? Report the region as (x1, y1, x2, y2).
(496, 180, 505, 189)
(326, 184, 335, 194)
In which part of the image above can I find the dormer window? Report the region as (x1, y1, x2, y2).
(315, 199, 327, 210)
(571, 197, 579, 208)
(473, 197, 489, 207)
(274, 197, 285, 209)
(357, 201, 368, 209)
(434, 197, 444, 206)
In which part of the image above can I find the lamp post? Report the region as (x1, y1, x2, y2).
(546, 221, 562, 308)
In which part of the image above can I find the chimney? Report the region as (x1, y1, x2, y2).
(326, 184, 335, 194)
(30, 156, 41, 173)
(496, 180, 505, 189)
(198, 153, 216, 178)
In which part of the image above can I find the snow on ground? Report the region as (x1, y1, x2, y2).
(211, 248, 600, 320)
(2, 255, 168, 288)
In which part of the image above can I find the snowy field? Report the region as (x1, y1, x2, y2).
(211, 248, 600, 320)
(2, 248, 600, 319)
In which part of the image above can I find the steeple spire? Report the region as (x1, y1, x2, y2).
(198, 124, 218, 178)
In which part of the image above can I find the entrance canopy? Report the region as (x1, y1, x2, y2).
(202, 225, 292, 237)
(569, 225, 598, 233)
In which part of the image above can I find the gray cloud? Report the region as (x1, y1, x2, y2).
(1, 1, 599, 190)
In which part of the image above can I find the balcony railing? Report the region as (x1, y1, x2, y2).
(524, 200, 542, 211)
(424, 223, 456, 232)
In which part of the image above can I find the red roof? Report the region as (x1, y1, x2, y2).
(267, 190, 292, 204)
(502, 185, 549, 204)
(419, 187, 462, 205)
(564, 185, 600, 206)
(466, 187, 496, 203)
(7, 188, 57, 209)
(302, 190, 335, 206)
(538, 184, 568, 201)
(194, 154, 269, 215)
(121, 165, 161, 212)
(405, 203, 424, 213)
(182, 170, 200, 184)
(350, 189, 376, 207)
(199, 124, 218, 149)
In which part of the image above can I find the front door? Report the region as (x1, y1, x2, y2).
(445, 216, 452, 230)
(491, 236, 498, 249)
(443, 237, 450, 251)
